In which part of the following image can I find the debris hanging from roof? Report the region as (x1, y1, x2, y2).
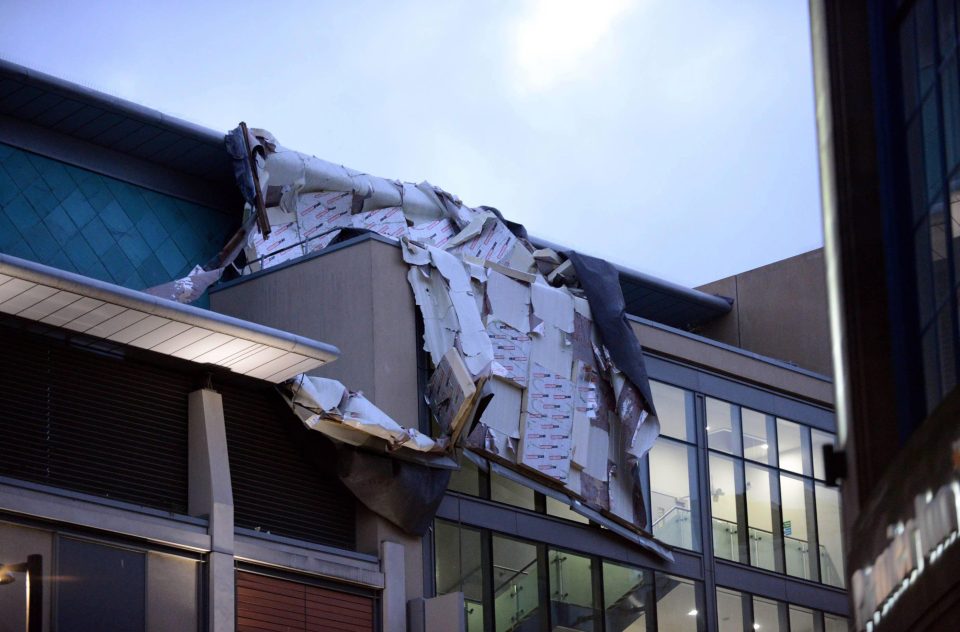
(225, 124, 666, 556)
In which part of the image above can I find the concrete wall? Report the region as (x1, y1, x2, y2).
(210, 238, 420, 425)
(695, 249, 832, 376)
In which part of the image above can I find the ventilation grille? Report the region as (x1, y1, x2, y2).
(0, 323, 191, 512)
(221, 380, 356, 550)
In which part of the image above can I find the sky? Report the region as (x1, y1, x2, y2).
(0, 0, 822, 287)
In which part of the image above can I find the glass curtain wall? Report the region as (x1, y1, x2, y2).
(435, 519, 708, 631)
(713, 587, 848, 632)
(705, 399, 845, 587)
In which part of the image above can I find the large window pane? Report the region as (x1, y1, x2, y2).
(603, 562, 653, 632)
(650, 439, 700, 551)
(493, 535, 541, 631)
(549, 549, 597, 631)
(815, 483, 846, 588)
(491, 472, 536, 511)
(449, 455, 480, 496)
(776, 419, 810, 476)
(823, 614, 849, 632)
(788, 605, 815, 632)
(715, 587, 745, 632)
(650, 381, 696, 443)
(745, 464, 778, 572)
(902, 10, 919, 113)
(709, 454, 746, 564)
(752, 596, 785, 632)
(654, 573, 704, 632)
(741, 409, 776, 466)
(922, 93, 944, 201)
(56, 537, 146, 632)
(781, 475, 816, 580)
(706, 398, 740, 455)
(435, 520, 484, 630)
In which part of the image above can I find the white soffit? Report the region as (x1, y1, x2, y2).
(0, 254, 339, 383)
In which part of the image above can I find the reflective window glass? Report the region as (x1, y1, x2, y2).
(810, 429, 833, 481)
(546, 496, 589, 524)
(752, 596, 784, 632)
(650, 439, 700, 551)
(650, 381, 696, 443)
(815, 483, 846, 588)
(603, 562, 653, 632)
(654, 573, 704, 632)
(706, 398, 740, 455)
(548, 549, 597, 631)
(709, 454, 746, 564)
(776, 419, 810, 476)
(493, 535, 541, 631)
(715, 587, 745, 632)
(823, 614, 849, 632)
(449, 456, 480, 496)
(435, 520, 484, 630)
(788, 605, 815, 632)
(780, 474, 816, 580)
(742, 408, 776, 466)
(745, 464, 778, 572)
(491, 472, 536, 511)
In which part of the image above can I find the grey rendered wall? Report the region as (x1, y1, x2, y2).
(695, 249, 832, 376)
(210, 239, 419, 425)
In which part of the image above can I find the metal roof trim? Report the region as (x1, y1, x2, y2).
(0, 57, 226, 149)
(0, 253, 339, 370)
(529, 235, 734, 316)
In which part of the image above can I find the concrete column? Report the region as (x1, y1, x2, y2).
(381, 541, 406, 632)
(188, 389, 235, 632)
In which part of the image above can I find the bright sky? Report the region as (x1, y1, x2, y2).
(0, 0, 822, 287)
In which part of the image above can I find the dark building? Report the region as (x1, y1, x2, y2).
(810, 1, 960, 630)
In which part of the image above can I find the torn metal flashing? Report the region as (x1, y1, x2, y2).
(0, 253, 339, 383)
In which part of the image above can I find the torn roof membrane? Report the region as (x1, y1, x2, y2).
(229, 125, 670, 558)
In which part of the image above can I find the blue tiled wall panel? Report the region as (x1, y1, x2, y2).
(0, 143, 236, 290)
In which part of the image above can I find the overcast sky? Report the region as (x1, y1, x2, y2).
(1, 0, 821, 287)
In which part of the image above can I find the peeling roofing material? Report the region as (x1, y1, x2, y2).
(0, 253, 339, 383)
(229, 126, 675, 559)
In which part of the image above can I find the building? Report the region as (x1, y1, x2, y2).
(0, 59, 848, 631)
(810, 1, 960, 630)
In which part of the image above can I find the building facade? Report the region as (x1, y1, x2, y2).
(0, 59, 848, 631)
(811, 1, 960, 630)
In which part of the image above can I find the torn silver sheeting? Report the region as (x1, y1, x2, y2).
(144, 265, 223, 303)
(227, 126, 666, 554)
(428, 246, 493, 377)
(288, 374, 439, 452)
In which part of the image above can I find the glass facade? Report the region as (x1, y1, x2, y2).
(438, 372, 847, 629)
(713, 587, 849, 632)
(705, 399, 846, 587)
(899, 0, 960, 414)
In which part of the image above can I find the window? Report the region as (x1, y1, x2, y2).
(649, 439, 700, 551)
(715, 587, 846, 632)
(706, 399, 843, 585)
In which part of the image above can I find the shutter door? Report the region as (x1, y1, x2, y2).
(237, 571, 374, 632)
(220, 380, 356, 549)
(0, 321, 191, 512)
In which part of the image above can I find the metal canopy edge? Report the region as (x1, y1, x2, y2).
(0, 253, 339, 382)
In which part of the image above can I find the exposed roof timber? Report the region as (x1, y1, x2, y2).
(0, 253, 339, 383)
(529, 236, 733, 330)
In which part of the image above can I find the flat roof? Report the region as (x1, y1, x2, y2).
(0, 253, 339, 383)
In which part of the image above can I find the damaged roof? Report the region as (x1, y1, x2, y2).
(0, 56, 732, 332)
